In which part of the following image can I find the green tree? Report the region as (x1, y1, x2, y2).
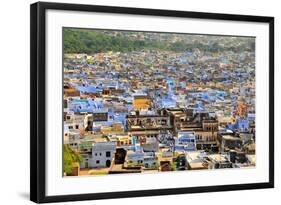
(64, 144, 82, 174)
(171, 161, 177, 171)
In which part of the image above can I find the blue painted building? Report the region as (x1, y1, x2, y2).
(174, 131, 197, 151)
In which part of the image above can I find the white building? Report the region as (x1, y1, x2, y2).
(89, 142, 116, 168)
(64, 130, 81, 151)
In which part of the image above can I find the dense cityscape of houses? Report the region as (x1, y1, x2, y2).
(63, 31, 255, 176)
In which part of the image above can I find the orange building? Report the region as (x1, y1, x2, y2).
(64, 83, 80, 97)
(64, 88, 80, 97)
(237, 101, 248, 118)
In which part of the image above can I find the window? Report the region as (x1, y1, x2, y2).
(95, 153, 97, 156)
(106, 151, 111, 157)
(99, 153, 102, 156)
(67, 116, 71, 120)
(75, 125, 79, 129)
(96, 160, 100, 164)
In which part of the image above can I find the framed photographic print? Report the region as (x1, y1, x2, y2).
(30, 1, 274, 203)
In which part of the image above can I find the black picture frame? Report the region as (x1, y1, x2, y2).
(30, 1, 274, 203)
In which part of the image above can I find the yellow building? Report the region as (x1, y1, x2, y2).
(133, 95, 151, 110)
(115, 135, 132, 146)
(100, 123, 124, 135)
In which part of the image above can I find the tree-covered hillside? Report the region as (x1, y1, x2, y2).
(63, 28, 255, 54)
